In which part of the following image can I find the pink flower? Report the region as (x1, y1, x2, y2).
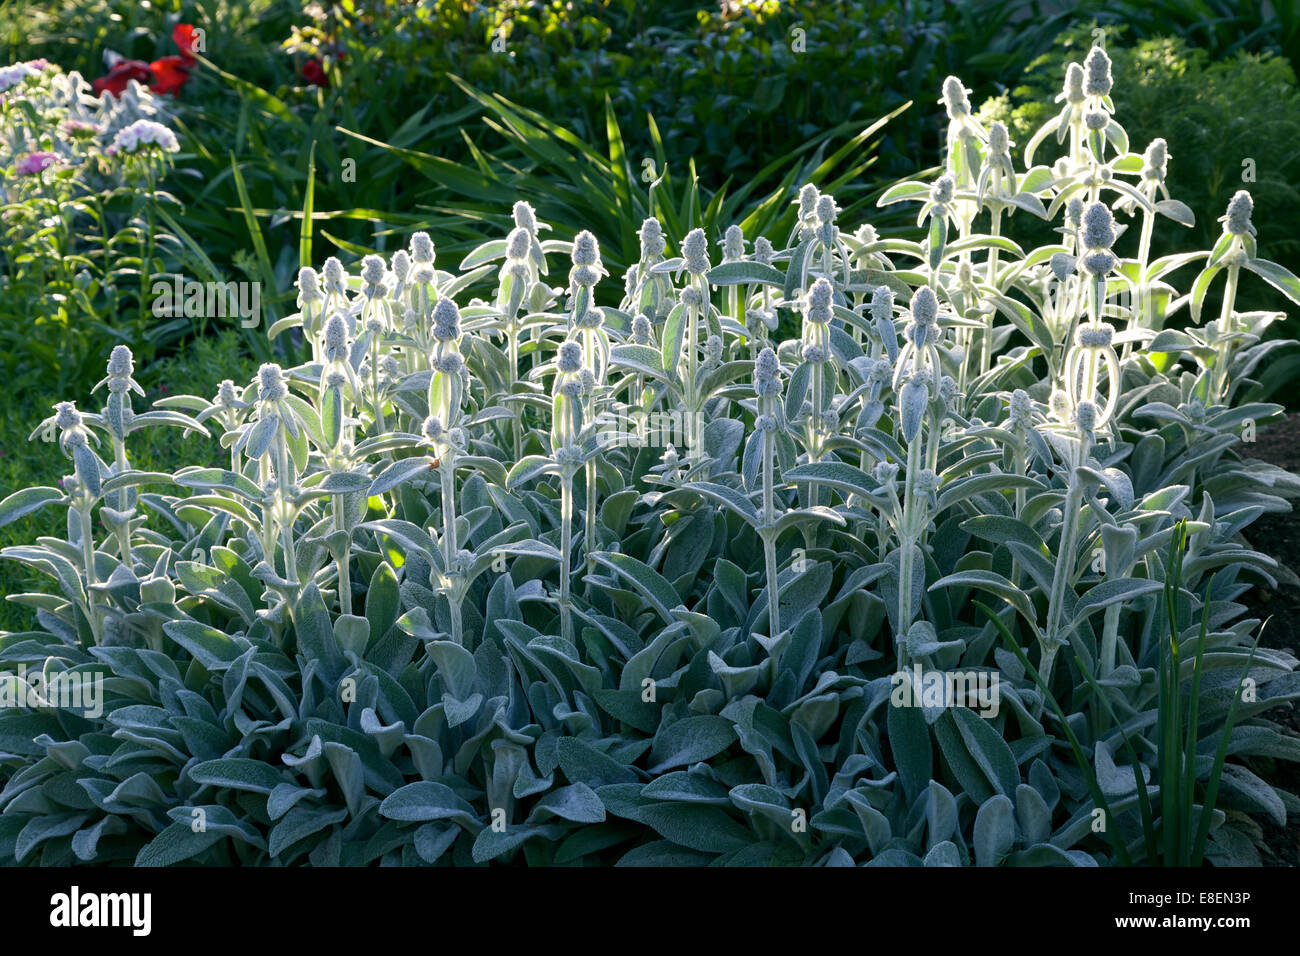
(14, 152, 59, 176)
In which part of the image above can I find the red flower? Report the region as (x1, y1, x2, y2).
(93, 24, 199, 98)
(172, 23, 198, 59)
(302, 58, 329, 88)
(149, 55, 193, 95)
(92, 59, 151, 97)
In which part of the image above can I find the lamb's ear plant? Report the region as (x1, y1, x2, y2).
(3, 50, 1300, 868)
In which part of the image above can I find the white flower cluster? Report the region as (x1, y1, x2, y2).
(111, 119, 180, 155)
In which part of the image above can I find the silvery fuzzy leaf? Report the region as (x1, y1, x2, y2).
(267, 783, 328, 822)
(923, 840, 963, 867)
(1094, 739, 1148, 798)
(0, 487, 65, 528)
(413, 823, 460, 864)
(1078, 465, 1135, 511)
(935, 708, 1020, 802)
(973, 794, 1016, 866)
(899, 377, 928, 443)
(1100, 523, 1139, 575)
(1014, 783, 1052, 845)
(1049, 252, 1076, 282)
(636, 803, 751, 855)
(269, 805, 349, 859)
(72, 443, 102, 498)
(841, 789, 892, 855)
(1218, 764, 1287, 827)
(133, 821, 224, 867)
(529, 783, 606, 824)
(887, 698, 931, 802)
(649, 715, 736, 774)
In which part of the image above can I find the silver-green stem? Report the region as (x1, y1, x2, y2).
(333, 494, 351, 614)
(762, 427, 780, 640)
(440, 458, 463, 646)
(559, 466, 575, 644)
(1212, 265, 1241, 402)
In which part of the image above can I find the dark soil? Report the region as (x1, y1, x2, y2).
(1238, 412, 1300, 866)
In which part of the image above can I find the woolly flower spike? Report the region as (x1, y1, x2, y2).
(1224, 190, 1255, 236)
(913, 468, 941, 497)
(1077, 322, 1115, 349)
(323, 313, 348, 358)
(1049, 388, 1071, 421)
(1082, 250, 1117, 277)
(513, 201, 537, 234)
(506, 226, 532, 261)
(103, 345, 137, 394)
(797, 184, 820, 221)
(410, 232, 435, 265)
(805, 277, 834, 324)
(322, 257, 347, 294)
(755, 346, 782, 398)
(360, 254, 386, 288)
(871, 285, 894, 322)
(930, 174, 955, 206)
(1063, 62, 1085, 105)
(1008, 388, 1032, 424)
(723, 225, 745, 261)
(1081, 201, 1116, 249)
(1084, 110, 1108, 131)
(802, 343, 829, 365)
(570, 231, 604, 288)
(111, 119, 179, 154)
(572, 230, 600, 267)
(297, 267, 322, 304)
(433, 353, 463, 374)
(753, 237, 775, 266)
(1066, 198, 1084, 232)
(557, 340, 583, 374)
(1142, 138, 1168, 183)
(217, 380, 240, 408)
(390, 250, 411, 283)
(106, 344, 134, 379)
(422, 416, 444, 442)
(631, 314, 652, 345)
(54, 401, 82, 431)
(432, 297, 461, 342)
(682, 228, 711, 275)
(1074, 400, 1097, 435)
(258, 363, 288, 403)
(681, 285, 704, 309)
(639, 217, 665, 258)
(855, 224, 879, 245)
(873, 460, 899, 485)
(1084, 46, 1112, 97)
(910, 285, 939, 326)
(941, 76, 972, 119)
(575, 308, 604, 330)
(987, 121, 1010, 157)
(816, 194, 838, 225)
